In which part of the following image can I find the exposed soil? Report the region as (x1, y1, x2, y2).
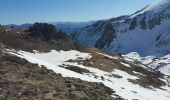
(0, 51, 122, 100)
(66, 52, 166, 88)
(61, 64, 90, 74)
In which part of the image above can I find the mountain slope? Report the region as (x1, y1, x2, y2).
(74, 0, 170, 56)
(0, 24, 119, 100)
(8, 45, 170, 100)
(1, 25, 170, 100)
(0, 48, 115, 100)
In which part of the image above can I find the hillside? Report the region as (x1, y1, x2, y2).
(0, 46, 115, 100)
(0, 25, 170, 100)
(0, 24, 84, 52)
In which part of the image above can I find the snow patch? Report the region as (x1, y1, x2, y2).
(123, 52, 170, 76)
(120, 62, 131, 68)
(98, 52, 119, 59)
(8, 49, 170, 100)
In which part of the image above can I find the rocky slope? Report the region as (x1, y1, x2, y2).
(74, 0, 170, 56)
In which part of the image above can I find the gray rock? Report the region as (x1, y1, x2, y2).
(70, 84, 76, 91)
(71, 91, 88, 98)
(0, 95, 5, 100)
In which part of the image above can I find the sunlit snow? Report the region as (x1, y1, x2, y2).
(8, 49, 170, 100)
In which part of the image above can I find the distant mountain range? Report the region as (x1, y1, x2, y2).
(4, 21, 96, 36)
(51, 21, 96, 36)
(4, 23, 32, 30)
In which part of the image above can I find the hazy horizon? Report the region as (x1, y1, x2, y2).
(1, 0, 158, 25)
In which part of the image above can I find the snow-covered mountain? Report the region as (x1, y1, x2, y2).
(74, 0, 170, 56)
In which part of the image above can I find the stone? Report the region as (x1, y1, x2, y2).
(71, 91, 88, 98)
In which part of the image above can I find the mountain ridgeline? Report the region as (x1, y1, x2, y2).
(73, 0, 170, 56)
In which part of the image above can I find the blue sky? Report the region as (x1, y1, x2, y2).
(0, 0, 158, 25)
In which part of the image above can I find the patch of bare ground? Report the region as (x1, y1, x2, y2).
(60, 64, 90, 74)
(67, 51, 166, 88)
